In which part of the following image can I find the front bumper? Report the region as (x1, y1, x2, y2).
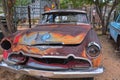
(0, 61, 104, 78)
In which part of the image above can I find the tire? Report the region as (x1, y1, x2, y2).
(81, 77, 94, 80)
(117, 36, 120, 50)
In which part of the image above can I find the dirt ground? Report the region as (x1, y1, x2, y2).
(0, 35, 120, 80)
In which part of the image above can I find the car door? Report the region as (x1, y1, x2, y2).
(109, 14, 120, 42)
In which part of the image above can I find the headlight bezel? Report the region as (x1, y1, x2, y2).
(1, 39, 12, 50)
(86, 42, 101, 58)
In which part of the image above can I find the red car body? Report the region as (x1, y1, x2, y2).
(0, 10, 103, 79)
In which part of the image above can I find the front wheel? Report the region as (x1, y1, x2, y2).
(117, 36, 120, 50)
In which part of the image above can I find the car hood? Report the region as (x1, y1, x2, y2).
(11, 24, 92, 56)
(15, 24, 91, 45)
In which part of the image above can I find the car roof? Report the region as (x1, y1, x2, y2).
(43, 9, 87, 14)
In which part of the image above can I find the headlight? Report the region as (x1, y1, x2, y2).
(1, 39, 11, 50)
(87, 42, 101, 58)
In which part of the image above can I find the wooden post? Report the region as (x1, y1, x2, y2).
(28, 6, 31, 28)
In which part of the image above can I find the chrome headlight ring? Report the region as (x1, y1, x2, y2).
(87, 42, 101, 58)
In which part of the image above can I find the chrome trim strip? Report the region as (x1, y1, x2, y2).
(88, 42, 101, 49)
(27, 62, 67, 70)
(0, 61, 104, 78)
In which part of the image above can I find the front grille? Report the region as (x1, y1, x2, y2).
(8, 52, 92, 70)
(31, 56, 92, 69)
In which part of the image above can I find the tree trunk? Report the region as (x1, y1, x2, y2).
(101, 26, 107, 35)
(1, 0, 17, 37)
(101, 17, 107, 35)
(0, 21, 9, 36)
(53, 0, 60, 9)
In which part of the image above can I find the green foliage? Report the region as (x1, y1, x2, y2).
(15, 0, 32, 6)
(60, 0, 93, 9)
(117, 3, 120, 13)
(60, 0, 114, 9)
(93, 0, 113, 8)
(60, 0, 69, 9)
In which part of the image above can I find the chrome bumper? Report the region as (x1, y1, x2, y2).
(0, 61, 104, 78)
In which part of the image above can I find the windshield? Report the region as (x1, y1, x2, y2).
(42, 12, 89, 24)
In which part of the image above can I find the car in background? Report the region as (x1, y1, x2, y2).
(109, 13, 120, 50)
(0, 10, 103, 80)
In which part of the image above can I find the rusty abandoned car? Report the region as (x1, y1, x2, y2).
(0, 10, 103, 80)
